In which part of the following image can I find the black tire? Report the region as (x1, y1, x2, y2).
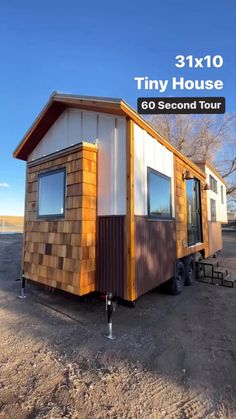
(184, 255, 195, 286)
(195, 252, 203, 279)
(167, 260, 185, 295)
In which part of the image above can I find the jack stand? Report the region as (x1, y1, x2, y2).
(104, 292, 116, 340)
(15, 269, 23, 282)
(18, 274, 26, 299)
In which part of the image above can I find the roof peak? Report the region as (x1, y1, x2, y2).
(12, 92, 206, 179)
(51, 91, 123, 104)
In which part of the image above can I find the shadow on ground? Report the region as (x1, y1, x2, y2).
(0, 233, 236, 418)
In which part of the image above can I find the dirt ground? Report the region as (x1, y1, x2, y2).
(0, 233, 236, 419)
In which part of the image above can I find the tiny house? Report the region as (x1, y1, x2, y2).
(13, 93, 227, 302)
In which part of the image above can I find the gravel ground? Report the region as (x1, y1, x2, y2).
(0, 233, 236, 418)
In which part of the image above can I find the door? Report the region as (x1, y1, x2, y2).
(186, 179, 202, 246)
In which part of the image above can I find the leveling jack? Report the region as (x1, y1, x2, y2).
(18, 273, 26, 299)
(104, 292, 116, 340)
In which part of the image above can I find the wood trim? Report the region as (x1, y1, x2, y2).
(14, 93, 206, 181)
(13, 97, 54, 158)
(201, 186, 209, 257)
(13, 99, 65, 160)
(208, 221, 223, 255)
(13, 95, 122, 160)
(53, 94, 121, 106)
(21, 165, 28, 272)
(14, 93, 208, 185)
(174, 154, 208, 259)
(27, 142, 97, 168)
(124, 119, 136, 301)
(53, 96, 124, 115)
(120, 101, 206, 180)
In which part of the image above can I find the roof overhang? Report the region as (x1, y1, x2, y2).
(13, 93, 124, 160)
(13, 92, 206, 179)
(194, 160, 227, 186)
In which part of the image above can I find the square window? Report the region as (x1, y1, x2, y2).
(147, 168, 172, 219)
(38, 168, 66, 218)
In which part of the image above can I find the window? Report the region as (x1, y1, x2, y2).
(38, 168, 66, 218)
(147, 168, 172, 219)
(221, 185, 224, 204)
(209, 174, 217, 193)
(210, 198, 216, 221)
(186, 179, 202, 245)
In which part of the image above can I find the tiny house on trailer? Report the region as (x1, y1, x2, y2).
(13, 93, 228, 302)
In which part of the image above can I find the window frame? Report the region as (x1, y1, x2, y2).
(37, 167, 66, 219)
(210, 198, 216, 222)
(147, 167, 173, 220)
(186, 178, 202, 246)
(221, 185, 224, 204)
(209, 174, 218, 194)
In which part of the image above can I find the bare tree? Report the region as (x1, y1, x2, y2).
(148, 113, 236, 200)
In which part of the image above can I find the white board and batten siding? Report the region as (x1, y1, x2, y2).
(133, 123, 175, 217)
(205, 166, 227, 223)
(28, 108, 126, 216)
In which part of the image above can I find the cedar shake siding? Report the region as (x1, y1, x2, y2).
(208, 221, 223, 256)
(174, 155, 209, 259)
(23, 143, 97, 296)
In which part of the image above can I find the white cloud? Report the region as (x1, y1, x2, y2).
(0, 182, 10, 188)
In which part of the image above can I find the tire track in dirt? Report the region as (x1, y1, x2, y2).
(163, 394, 215, 419)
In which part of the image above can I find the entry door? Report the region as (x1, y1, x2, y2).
(186, 179, 202, 246)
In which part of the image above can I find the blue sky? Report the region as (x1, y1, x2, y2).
(0, 0, 235, 215)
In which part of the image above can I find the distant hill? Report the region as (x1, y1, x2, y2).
(0, 216, 24, 233)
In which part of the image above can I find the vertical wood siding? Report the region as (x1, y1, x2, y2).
(135, 216, 176, 298)
(23, 143, 97, 296)
(174, 156, 209, 259)
(96, 216, 125, 298)
(208, 221, 223, 256)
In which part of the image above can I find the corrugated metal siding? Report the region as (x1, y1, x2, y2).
(135, 216, 176, 298)
(96, 216, 125, 298)
(208, 221, 223, 256)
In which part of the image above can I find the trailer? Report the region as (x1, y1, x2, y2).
(13, 93, 228, 302)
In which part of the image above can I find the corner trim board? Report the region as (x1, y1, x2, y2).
(125, 118, 136, 301)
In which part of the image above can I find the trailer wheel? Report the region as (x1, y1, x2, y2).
(167, 260, 185, 295)
(184, 256, 195, 286)
(195, 252, 203, 279)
